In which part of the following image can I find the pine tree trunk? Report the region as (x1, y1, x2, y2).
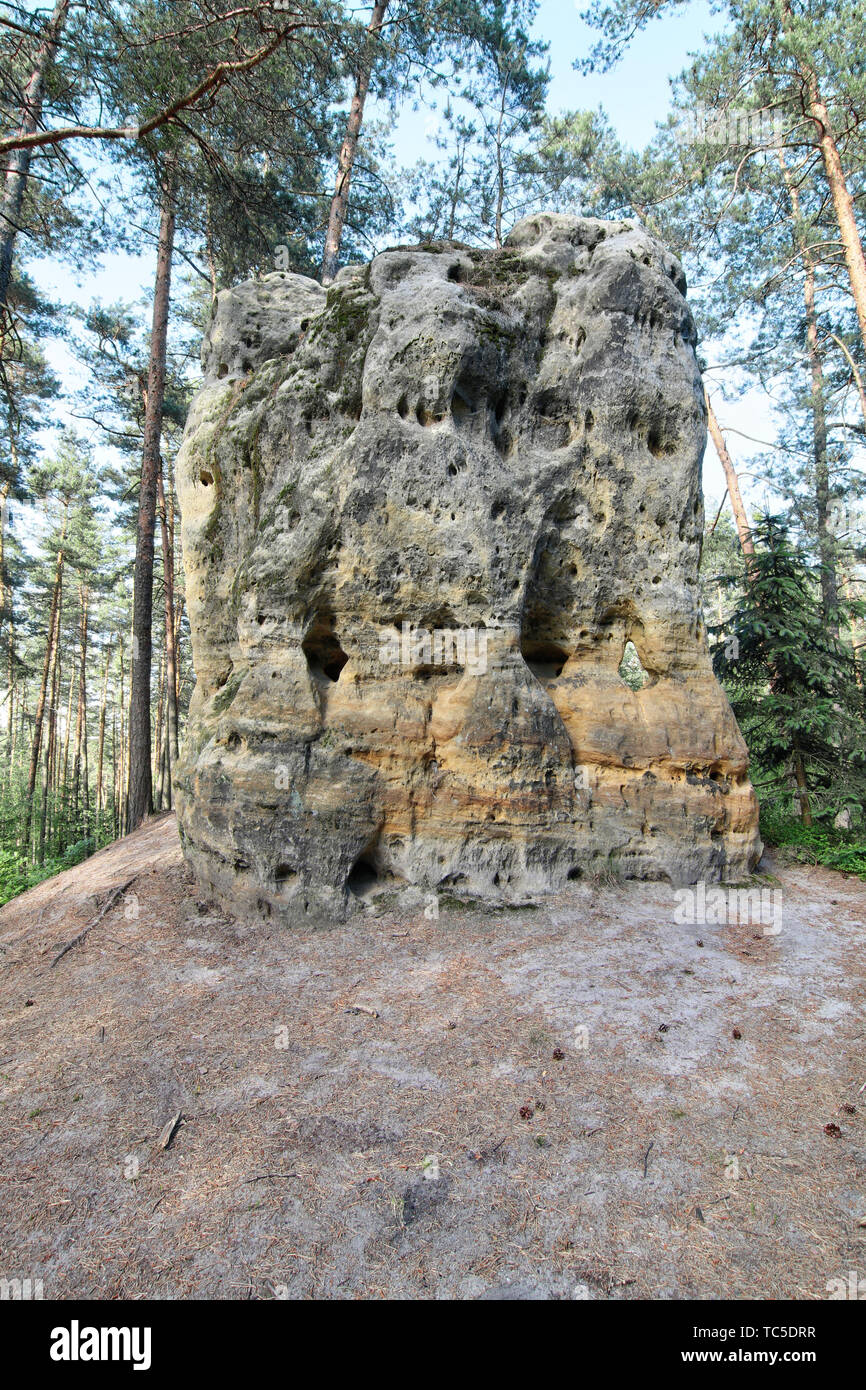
(16, 694, 27, 776)
(1, 478, 13, 764)
(37, 593, 61, 865)
(59, 668, 74, 844)
(447, 142, 466, 241)
(126, 166, 176, 832)
(705, 393, 756, 569)
(156, 724, 167, 812)
(117, 636, 126, 834)
(205, 202, 219, 304)
(0, 479, 9, 642)
(494, 77, 511, 251)
(20, 502, 66, 860)
(71, 584, 89, 837)
(0, 0, 69, 323)
(95, 641, 112, 835)
(48, 640, 60, 844)
(803, 260, 838, 632)
(51, 642, 61, 816)
(778, 150, 839, 631)
(780, 0, 866, 353)
(153, 646, 166, 809)
(110, 709, 117, 838)
(807, 80, 866, 354)
(6, 668, 16, 789)
(320, 1, 389, 286)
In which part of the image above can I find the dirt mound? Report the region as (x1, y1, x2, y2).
(0, 815, 864, 1299)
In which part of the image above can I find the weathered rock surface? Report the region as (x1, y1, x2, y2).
(174, 212, 761, 923)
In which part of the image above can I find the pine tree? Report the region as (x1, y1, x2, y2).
(405, 2, 550, 247)
(712, 515, 866, 826)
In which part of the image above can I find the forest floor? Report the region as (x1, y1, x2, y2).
(0, 811, 864, 1301)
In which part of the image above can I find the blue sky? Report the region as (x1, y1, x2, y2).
(538, 0, 715, 144)
(33, 0, 757, 505)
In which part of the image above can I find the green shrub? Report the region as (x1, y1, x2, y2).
(760, 808, 866, 879)
(0, 834, 106, 908)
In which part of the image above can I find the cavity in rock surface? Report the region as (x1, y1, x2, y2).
(174, 213, 761, 922)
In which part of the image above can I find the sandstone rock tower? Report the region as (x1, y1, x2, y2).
(174, 213, 761, 922)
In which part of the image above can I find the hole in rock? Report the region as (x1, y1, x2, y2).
(217, 364, 228, 379)
(647, 426, 678, 458)
(274, 864, 298, 888)
(347, 856, 378, 896)
(451, 387, 474, 426)
(520, 508, 586, 674)
(200, 470, 214, 486)
(521, 638, 569, 682)
(618, 640, 650, 690)
(437, 871, 467, 888)
(567, 865, 583, 880)
(494, 428, 512, 457)
(302, 617, 348, 683)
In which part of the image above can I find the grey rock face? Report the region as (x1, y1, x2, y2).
(174, 213, 761, 924)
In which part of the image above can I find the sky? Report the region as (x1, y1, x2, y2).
(539, 0, 712, 146)
(31, 0, 770, 510)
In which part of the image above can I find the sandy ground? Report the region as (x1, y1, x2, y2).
(0, 811, 864, 1301)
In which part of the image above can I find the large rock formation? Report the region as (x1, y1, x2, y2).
(174, 213, 761, 923)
